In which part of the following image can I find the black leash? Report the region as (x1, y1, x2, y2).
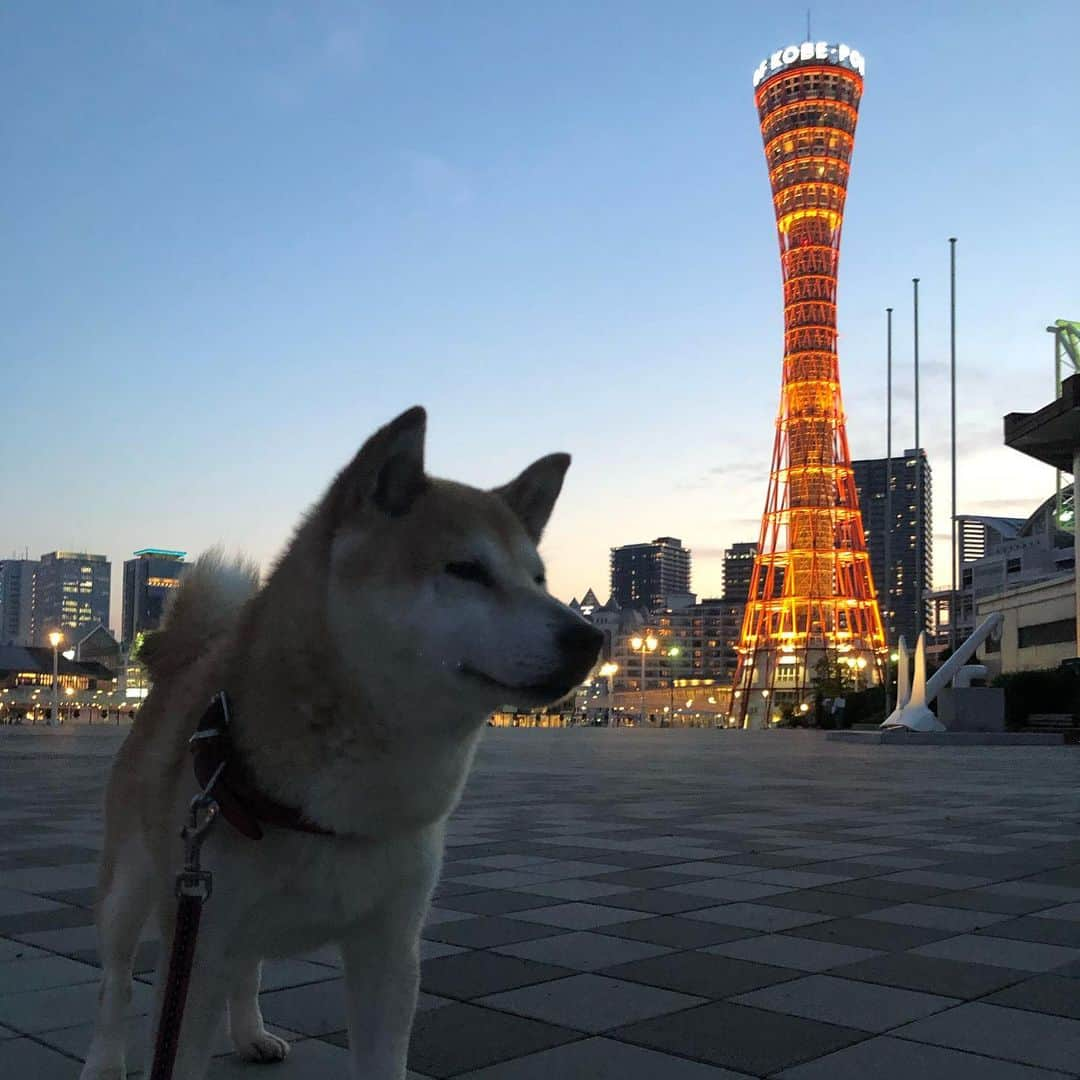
(148, 740, 223, 1080)
(148, 690, 335, 1080)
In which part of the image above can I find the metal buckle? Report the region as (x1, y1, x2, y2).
(176, 868, 213, 901)
(175, 768, 224, 903)
(188, 691, 232, 747)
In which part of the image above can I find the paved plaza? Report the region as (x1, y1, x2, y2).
(2, 725, 1080, 1079)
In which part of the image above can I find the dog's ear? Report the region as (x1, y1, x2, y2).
(493, 453, 570, 544)
(330, 406, 428, 523)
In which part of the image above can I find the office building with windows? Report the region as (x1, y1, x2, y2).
(32, 552, 111, 645)
(722, 542, 757, 602)
(851, 448, 932, 648)
(122, 549, 188, 645)
(610, 537, 691, 611)
(0, 559, 36, 645)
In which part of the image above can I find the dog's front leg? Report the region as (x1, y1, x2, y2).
(340, 909, 421, 1080)
(228, 959, 290, 1062)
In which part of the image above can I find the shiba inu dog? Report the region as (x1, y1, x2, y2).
(80, 406, 603, 1080)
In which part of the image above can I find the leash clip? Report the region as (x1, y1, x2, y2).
(176, 760, 224, 900)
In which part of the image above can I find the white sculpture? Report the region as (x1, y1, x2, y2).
(882, 613, 1004, 733)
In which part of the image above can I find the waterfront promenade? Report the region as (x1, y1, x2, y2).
(2, 725, 1079, 1078)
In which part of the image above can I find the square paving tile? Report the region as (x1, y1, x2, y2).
(613, 1000, 866, 1075)
(739, 868, 855, 888)
(584, 868, 717, 889)
(509, 903, 655, 931)
(503, 879, 635, 901)
(703, 933, 881, 973)
(599, 917, 760, 950)
(589, 889, 717, 915)
(405, 1001, 581, 1078)
(259, 979, 349, 1036)
(981, 882, 1080, 904)
(831, 952, 1029, 999)
(456, 1035, 753, 1078)
(492, 930, 671, 972)
(421, 950, 572, 999)
(683, 903, 832, 933)
(0, 906, 95, 936)
(206, 1036, 356, 1077)
(0, 955, 100, 994)
(823, 879, 947, 902)
(1038, 902, 1080, 922)
(763, 890, 889, 918)
(929, 889, 1055, 916)
(0, 979, 153, 1035)
(0, 1037, 82, 1079)
(601, 950, 799, 998)
(665, 879, 791, 902)
(0, 889, 66, 917)
(0, 938, 47, 963)
(978, 915, 1080, 948)
(436, 890, 563, 916)
(479, 973, 704, 1033)
(732, 973, 957, 1032)
(787, 917, 952, 951)
(984, 974, 1080, 1020)
(860, 903, 1012, 933)
(896, 1001, 1080, 1073)
(913, 933, 1080, 972)
(775, 1034, 1073, 1079)
(422, 916, 566, 949)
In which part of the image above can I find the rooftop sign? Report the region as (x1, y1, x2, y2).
(753, 42, 865, 88)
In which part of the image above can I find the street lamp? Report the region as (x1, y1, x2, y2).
(666, 646, 681, 719)
(48, 631, 63, 727)
(629, 634, 659, 725)
(598, 662, 618, 724)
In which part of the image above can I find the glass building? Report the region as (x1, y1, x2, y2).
(122, 549, 188, 646)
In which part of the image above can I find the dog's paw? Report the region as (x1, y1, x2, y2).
(237, 1030, 291, 1063)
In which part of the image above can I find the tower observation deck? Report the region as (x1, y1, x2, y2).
(734, 42, 884, 728)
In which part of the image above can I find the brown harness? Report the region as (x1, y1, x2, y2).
(150, 691, 331, 1080)
(189, 691, 332, 839)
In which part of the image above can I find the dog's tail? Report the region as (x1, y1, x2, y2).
(138, 549, 260, 683)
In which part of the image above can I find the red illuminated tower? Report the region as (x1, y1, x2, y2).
(734, 42, 884, 727)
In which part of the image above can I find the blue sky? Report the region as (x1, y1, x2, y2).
(4, 1, 1078, 629)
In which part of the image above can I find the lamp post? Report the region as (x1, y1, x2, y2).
(629, 633, 658, 725)
(48, 631, 63, 727)
(598, 662, 618, 725)
(666, 646, 680, 721)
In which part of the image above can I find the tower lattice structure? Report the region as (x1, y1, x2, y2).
(735, 43, 884, 727)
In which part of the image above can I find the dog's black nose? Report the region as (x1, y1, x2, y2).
(558, 621, 604, 662)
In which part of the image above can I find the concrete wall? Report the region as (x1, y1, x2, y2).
(978, 575, 1076, 674)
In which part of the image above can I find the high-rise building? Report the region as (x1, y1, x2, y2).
(722, 543, 758, 602)
(610, 537, 691, 611)
(852, 449, 933, 648)
(736, 41, 883, 726)
(32, 551, 111, 645)
(122, 549, 188, 645)
(0, 559, 36, 645)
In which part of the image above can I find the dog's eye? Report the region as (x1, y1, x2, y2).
(534, 574, 546, 586)
(445, 561, 495, 588)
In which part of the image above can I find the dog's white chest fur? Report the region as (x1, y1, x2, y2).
(204, 825, 443, 961)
